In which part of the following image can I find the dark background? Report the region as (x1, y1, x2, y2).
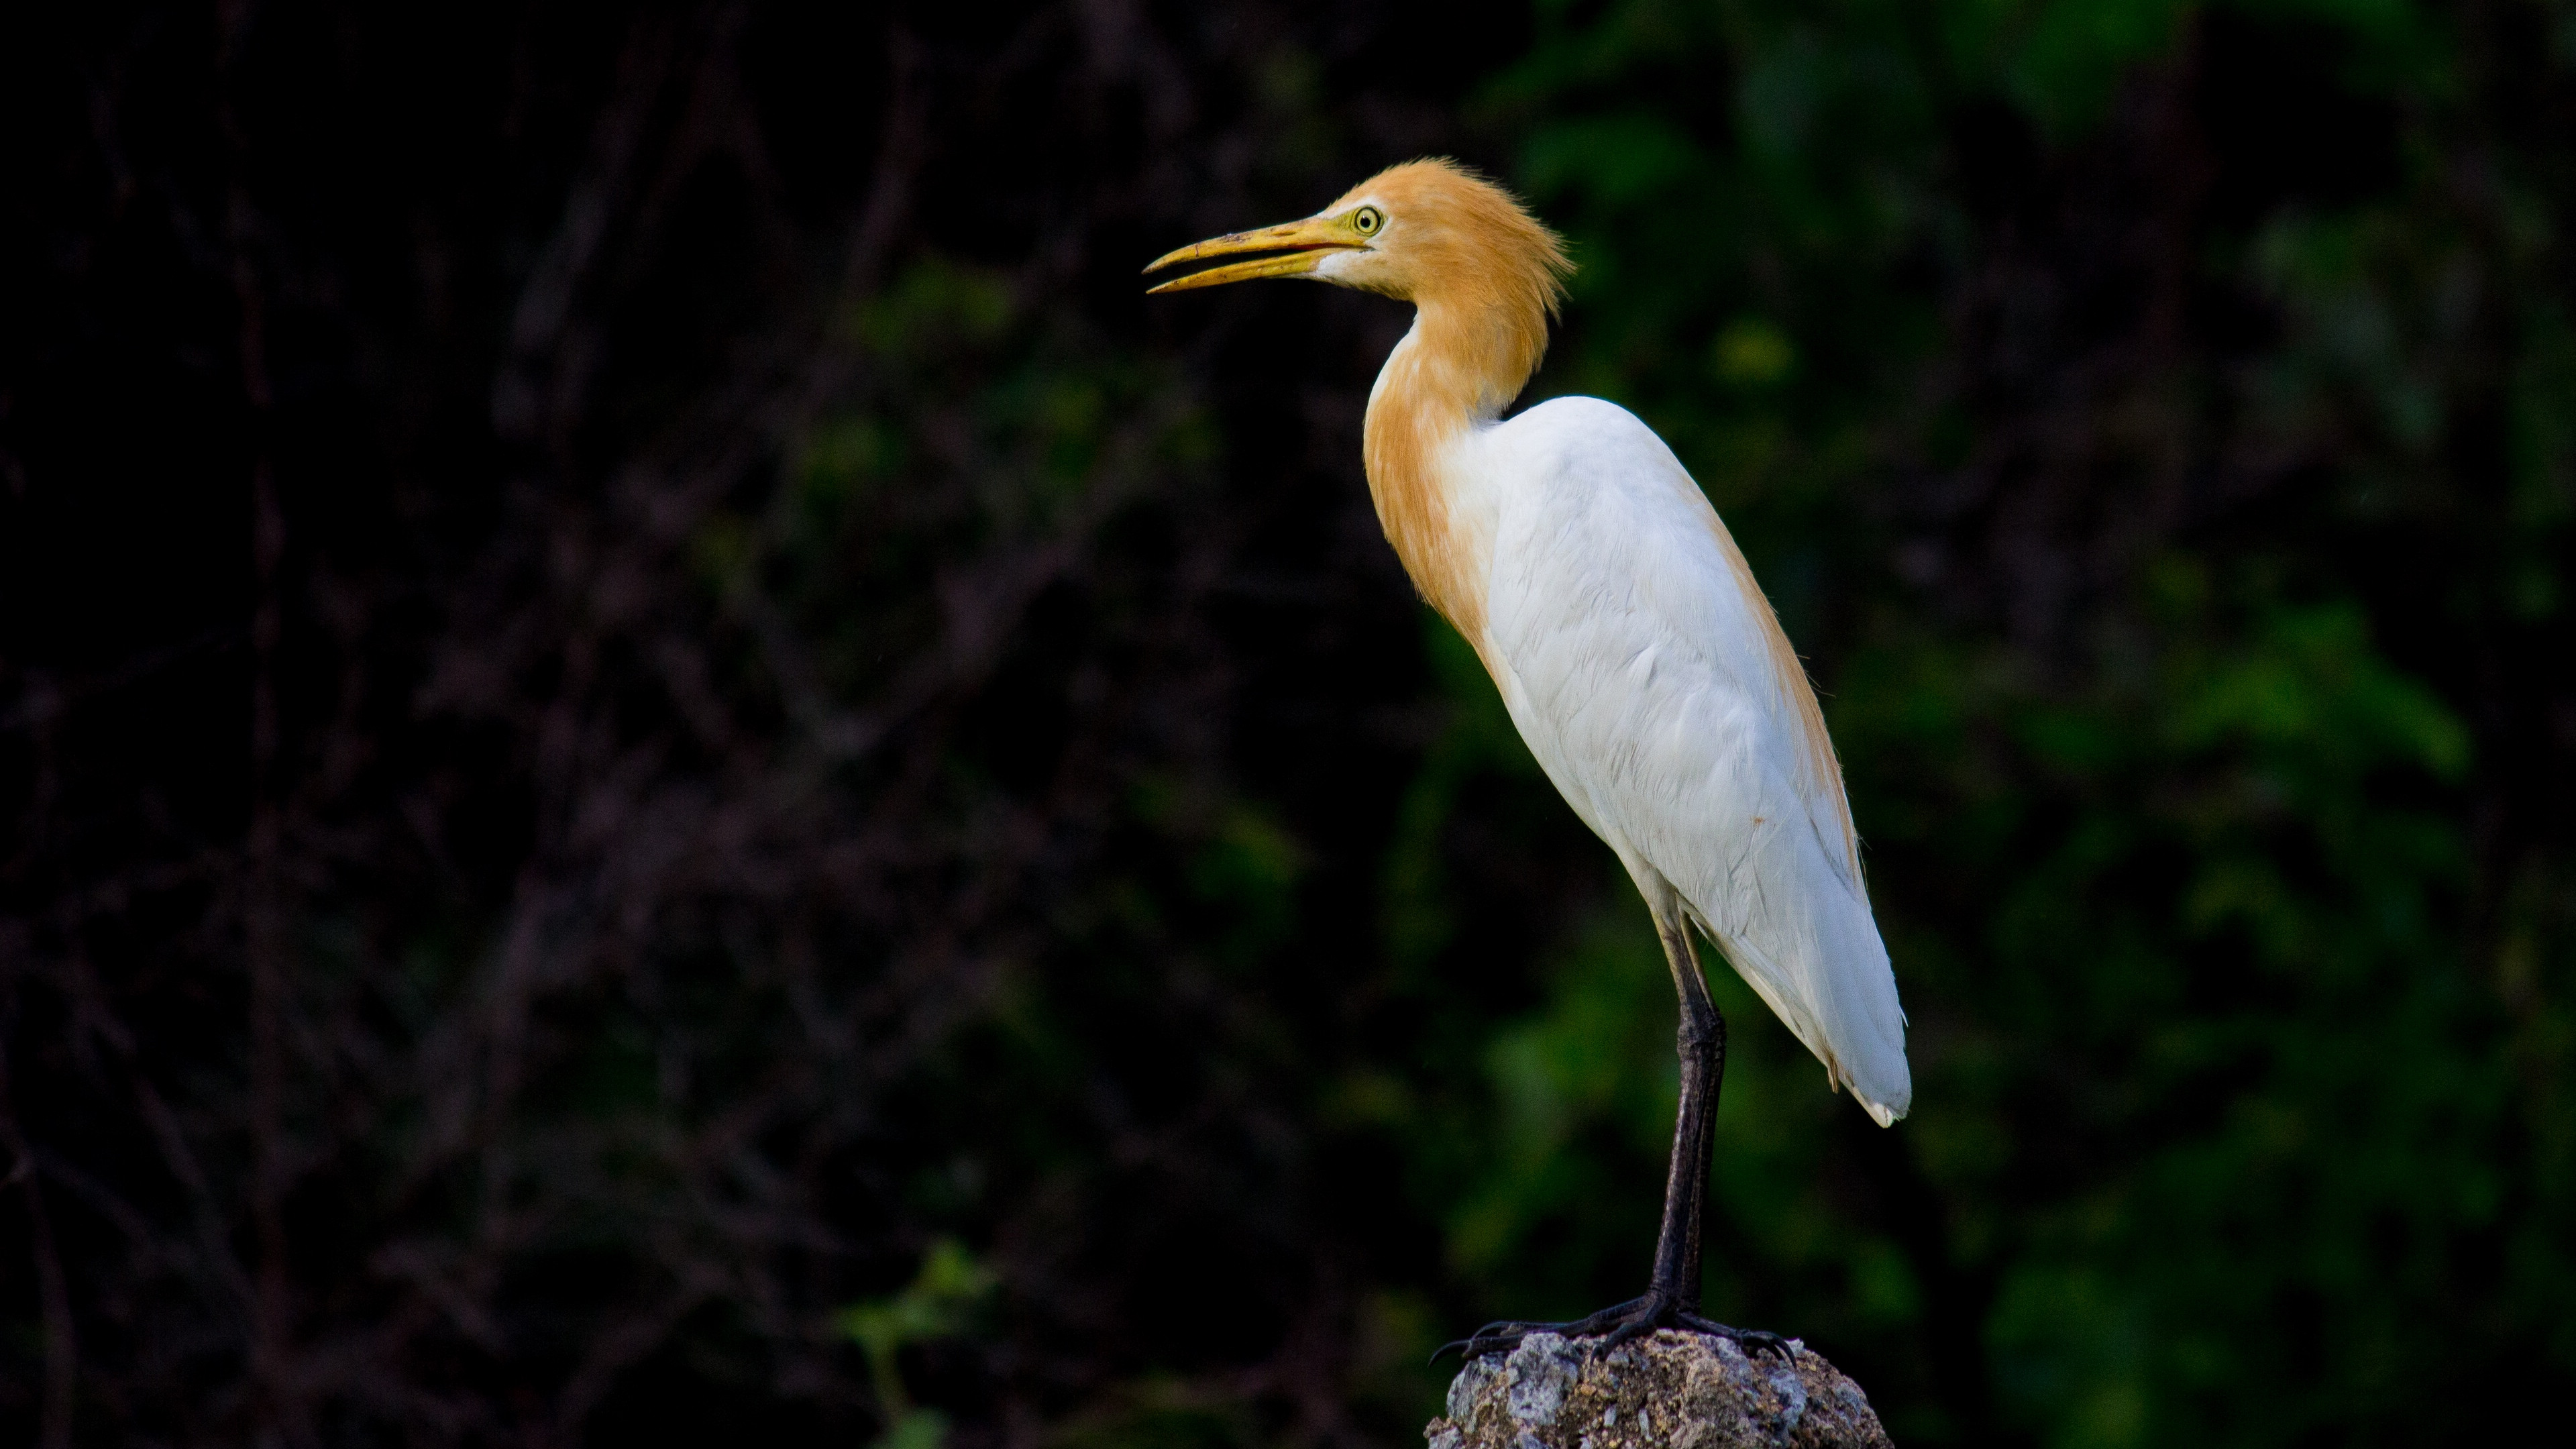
(3, 1, 2572, 1444)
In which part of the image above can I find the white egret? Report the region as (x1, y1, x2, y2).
(1146, 160, 1908, 1358)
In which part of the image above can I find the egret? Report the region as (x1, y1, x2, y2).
(1145, 160, 1908, 1358)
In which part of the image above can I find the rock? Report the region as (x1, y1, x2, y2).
(1424, 1330, 1892, 1449)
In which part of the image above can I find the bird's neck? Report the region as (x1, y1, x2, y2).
(1362, 298, 1546, 651)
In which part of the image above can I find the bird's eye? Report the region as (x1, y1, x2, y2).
(1352, 207, 1383, 235)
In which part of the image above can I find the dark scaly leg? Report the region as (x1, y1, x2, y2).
(1438, 910, 1787, 1362)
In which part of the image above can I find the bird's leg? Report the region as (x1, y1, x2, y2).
(1650, 952, 1721, 1318)
(1440, 912, 1788, 1363)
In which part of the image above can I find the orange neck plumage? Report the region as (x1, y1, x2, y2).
(1362, 292, 1551, 652)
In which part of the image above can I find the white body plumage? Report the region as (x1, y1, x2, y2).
(1444, 388, 1911, 1124)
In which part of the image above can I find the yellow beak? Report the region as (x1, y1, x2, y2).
(1142, 216, 1359, 294)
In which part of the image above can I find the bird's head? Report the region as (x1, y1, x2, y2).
(1144, 158, 1571, 325)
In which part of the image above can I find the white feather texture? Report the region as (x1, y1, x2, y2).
(1454, 395, 1911, 1125)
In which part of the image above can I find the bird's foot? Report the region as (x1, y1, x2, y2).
(1434, 1293, 1791, 1362)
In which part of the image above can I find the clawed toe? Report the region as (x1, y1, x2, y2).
(1438, 1295, 1786, 1363)
(1597, 1313, 1660, 1350)
(1678, 1313, 1791, 1358)
(1430, 1320, 1540, 1362)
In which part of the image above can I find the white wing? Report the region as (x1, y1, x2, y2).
(1469, 397, 1910, 1124)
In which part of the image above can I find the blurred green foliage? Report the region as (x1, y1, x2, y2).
(840, 1240, 996, 1449)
